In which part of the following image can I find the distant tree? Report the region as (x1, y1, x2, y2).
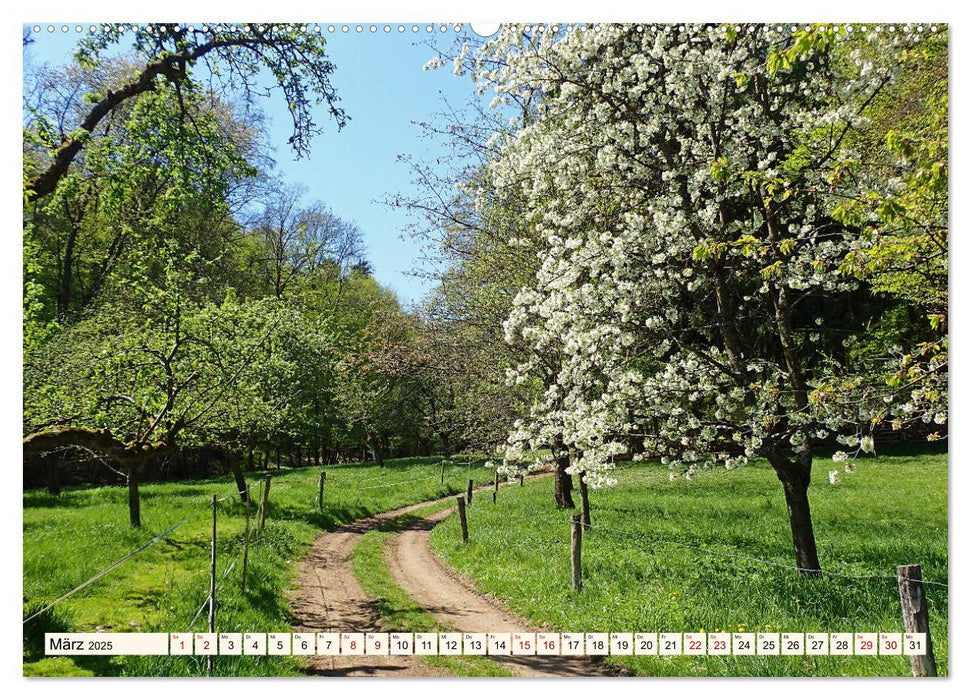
(249, 182, 365, 298)
(391, 89, 571, 501)
(24, 67, 258, 328)
(351, 260, 374, 276)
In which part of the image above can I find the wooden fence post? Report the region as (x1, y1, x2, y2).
(317, 471, 325, 512)
(457, 496, 469, 544)
(579, 471, 591, 531)
(467, 478, 474, 506)
(258, 475, 271, 531)
(897, 564, 938, 677)
(257, 477, 265, 530)
(207, 494, 217, 676)
(571, 514, 582, 591)
(519, 473, 524, 487)
(241, 487, 251, 593)
(441, 462, 446, 485)
(493, 470, 499, 504)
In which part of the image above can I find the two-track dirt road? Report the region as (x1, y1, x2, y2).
(289, 484, 607, 677)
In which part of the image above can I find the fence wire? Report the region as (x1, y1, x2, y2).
(437, 495, 947, 591)
(23, 518, 189, 624)
(579, 522, 948, 588)
(186, 555, 240, 632)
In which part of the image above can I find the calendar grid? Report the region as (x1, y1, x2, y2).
(44, 631, 928, 658)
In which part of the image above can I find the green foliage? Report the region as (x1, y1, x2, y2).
(22, 34, 438, 468)
(828, 29, 948, 434)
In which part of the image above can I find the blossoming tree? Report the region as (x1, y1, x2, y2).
(471, 23, 944, 573)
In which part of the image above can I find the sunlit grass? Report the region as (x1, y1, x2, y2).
(23, 455, 497, 676)
(430, 448, 948, 677)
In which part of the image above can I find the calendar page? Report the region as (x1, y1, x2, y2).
(18, 0, 951, 688)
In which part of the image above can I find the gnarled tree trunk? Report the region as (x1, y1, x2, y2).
(23, 427, 176, 528)
(46, 454, 62, 497)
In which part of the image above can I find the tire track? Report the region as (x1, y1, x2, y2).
(290, 473, 608, 677)
(385, 508, 607, 677)
(290, 500, 450, 676)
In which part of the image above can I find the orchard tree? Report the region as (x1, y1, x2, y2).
(470, 23, 945, 573)
(23, 255, 294, 525)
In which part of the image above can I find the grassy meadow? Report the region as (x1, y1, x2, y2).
(22, 446, 948, 678)
(429, 447, 948, 677)
(23, 456, 496, 676)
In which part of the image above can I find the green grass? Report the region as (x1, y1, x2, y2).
(350, 508, 513, 677)
(23, 455, 498, 677)
(430, 450, 948, 677)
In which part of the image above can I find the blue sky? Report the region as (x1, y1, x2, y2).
(23, 25, 490, 306)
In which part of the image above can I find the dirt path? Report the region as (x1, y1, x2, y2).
(290, 499, 447, 676)
(290, 479, 608, 677)
(386, 508, 605, 677)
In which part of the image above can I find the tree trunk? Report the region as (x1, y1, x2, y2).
(128, 469, 141, 528)
(46, 454, 62, 496)
(58, 218, 78, 319)
(768, 451, 821, 575)
(578, 471, 591, 530)
(440, 432, 452, 459)
(551, 437, 575, 509)
(367, 434, 384, 466)
(228, 453, 249, 503)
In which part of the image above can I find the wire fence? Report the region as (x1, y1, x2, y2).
(431, 488, 948, 592)
(285, 464, 949, 599)
(186, 556, 240, 632)
(466, 462, 949, 590)
(25, 455, 945, 651)
(358, 474, 441, 491)
(25, 456, 490, 627)
(23, 518, 188, 624)
(582, 521, 948, 589)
